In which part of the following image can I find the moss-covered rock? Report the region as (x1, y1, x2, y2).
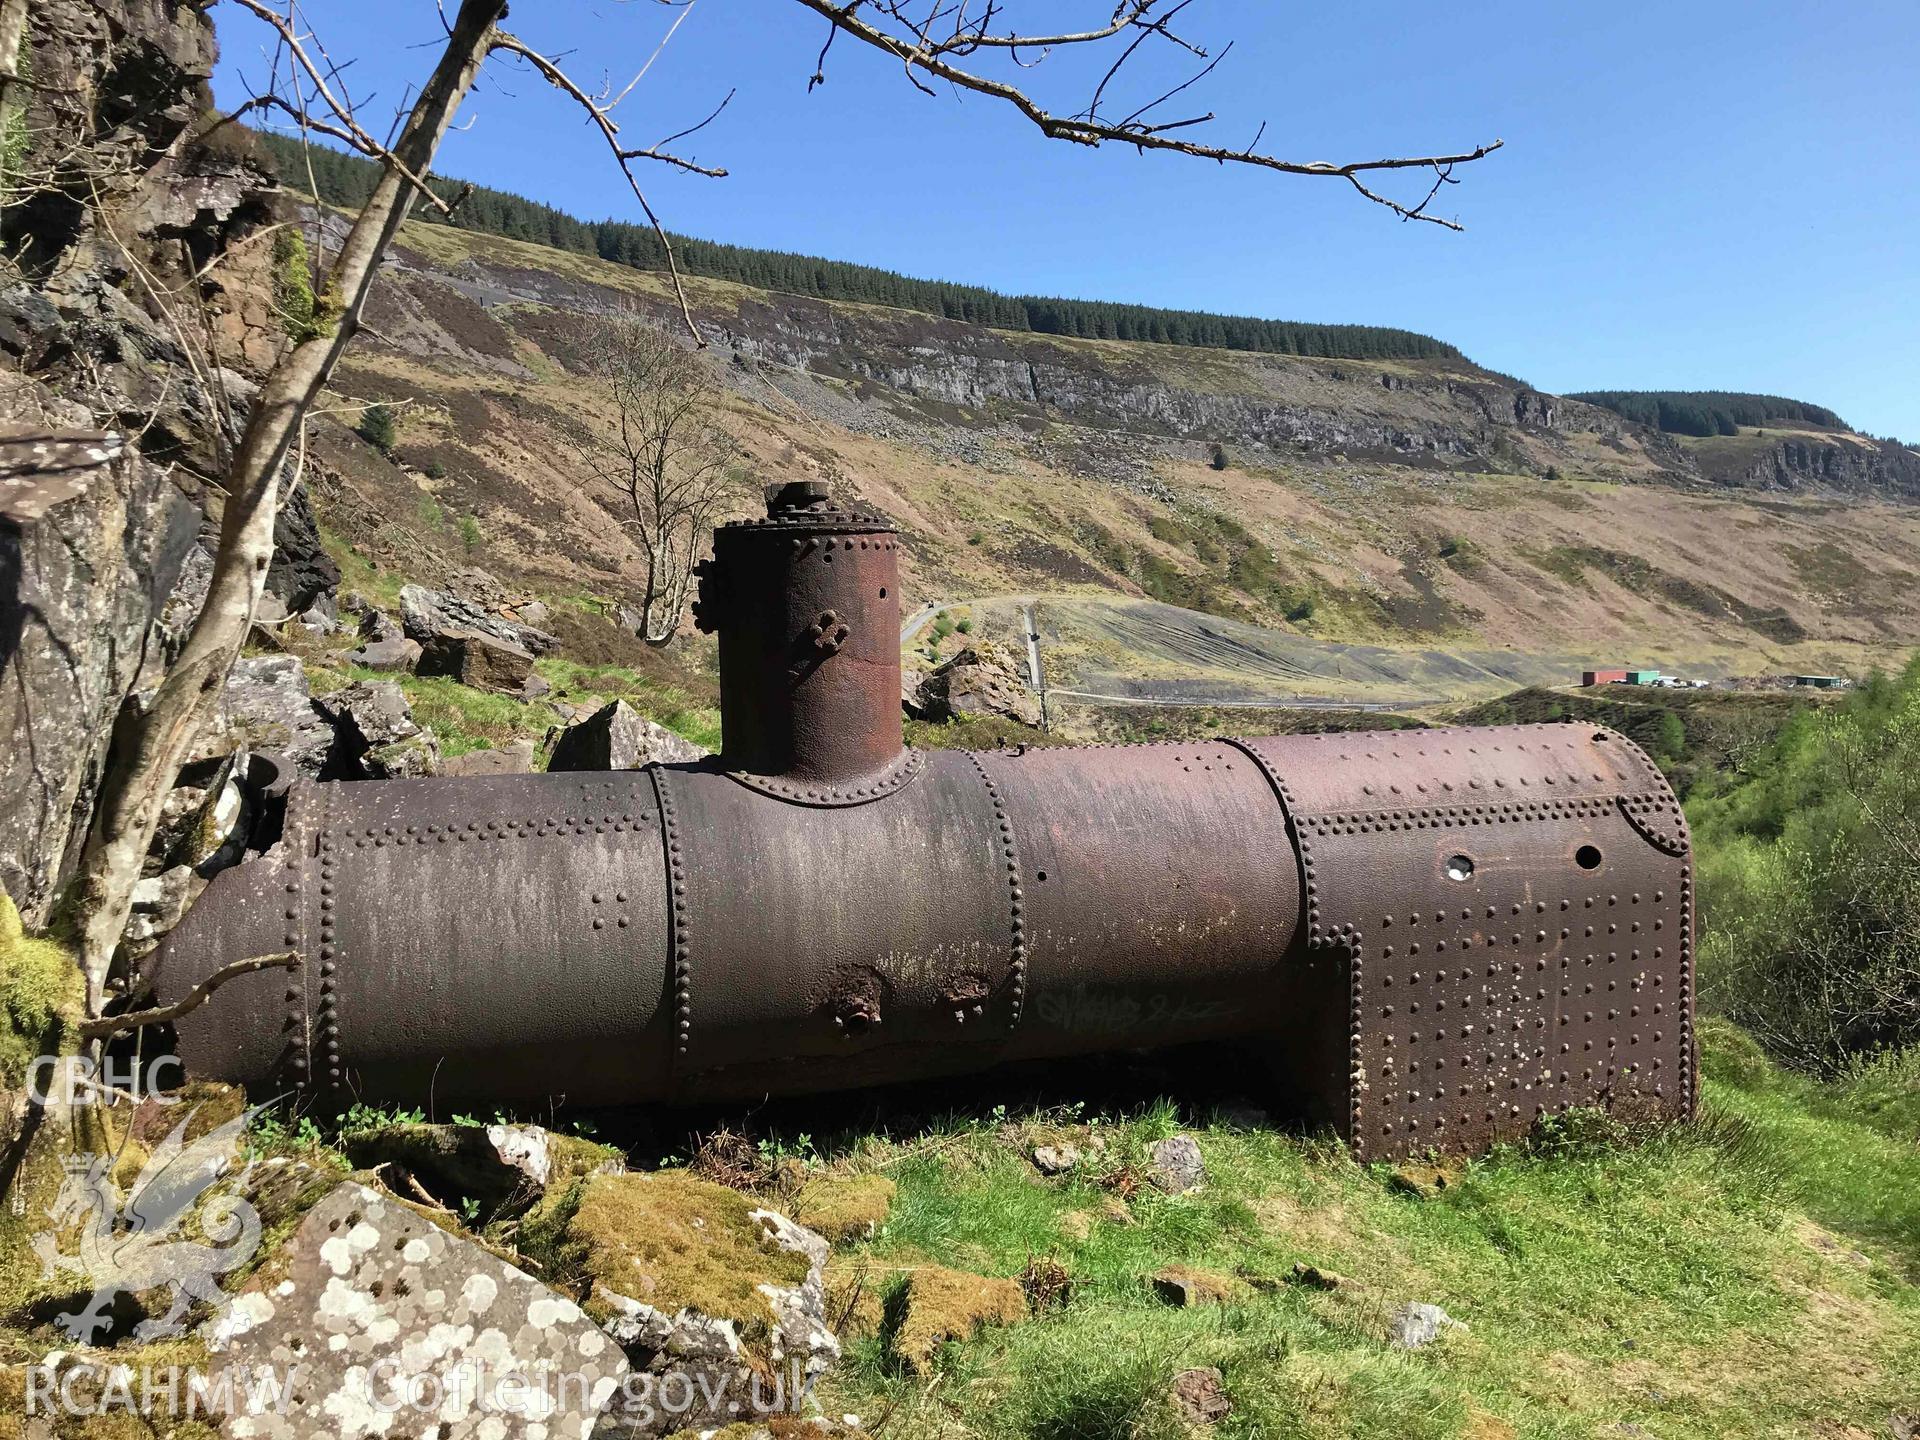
(1150, 1264, 1242, 1308)
(564, 1172, 809, 1337)
(893, 1265, 1028, 1373)
(791, 1173, 894, 1243)
(340, 1120, 621, 1218)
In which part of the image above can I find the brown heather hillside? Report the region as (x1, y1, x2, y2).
(304, 211, 1920, 705)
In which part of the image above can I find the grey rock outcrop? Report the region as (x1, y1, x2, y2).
(1147, 1134, 1207, 1194)
(910, 643, 1041, 727)
(265, 472, 341, 612)
(0, 0, 338, 920)
(547, 700, 708, 770)
(345, 634, 422, 671)
(0, 392, 202, 923)
(400, 581, 559, 656)
(418, 628, 536, 692)
(215, 656, 340, 778)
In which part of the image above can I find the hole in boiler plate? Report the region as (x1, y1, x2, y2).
(1445, 855, 1475, 882)
(1576, 845, 1604, 870)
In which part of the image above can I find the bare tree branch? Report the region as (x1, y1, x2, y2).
(791, 0, 1502, 229)
(564, 311, 743, 645)
(79, 953, 298, 1040)
(488, 31, 722, 342)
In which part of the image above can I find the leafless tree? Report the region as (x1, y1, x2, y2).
(59, 0, 1502, 1012)
(569, 313, 739, 647)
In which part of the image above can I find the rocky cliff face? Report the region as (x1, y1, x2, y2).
(0, 0, 332, 922)
(405, 237, 1666, 480)
(1723, 434, 1920, 497)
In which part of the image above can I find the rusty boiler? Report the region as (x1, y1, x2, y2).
(153, 481, 1695, 1158)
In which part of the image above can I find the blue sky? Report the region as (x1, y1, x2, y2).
(215, 2, 1920, 438)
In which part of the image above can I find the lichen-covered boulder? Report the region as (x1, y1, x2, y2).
(214, 655, 340, 778)
(1147, 1134, 1207, 1194)
(205, 1182, 627, 1438)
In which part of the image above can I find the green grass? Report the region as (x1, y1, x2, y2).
(304, 656, 720, 759)
(317, 523, 405, 610)
(809, 1027, 1920, 1439)
(535, 657, 721, 752)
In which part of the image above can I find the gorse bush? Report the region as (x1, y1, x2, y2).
(1690, 659, 1920, 1072)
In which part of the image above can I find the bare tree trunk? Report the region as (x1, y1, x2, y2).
(67, 0, 509, 1013)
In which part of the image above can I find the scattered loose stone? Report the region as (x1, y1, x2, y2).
(908, 643, 1041, 726)
(400, 581, 558, 656)
(1388, 1300, 1467, 1349)
(1289, 1261, 1360, 1292)
(1169, 1366, 1233, 1426)
(417, 628, 535, 692)
(547, 699, 708, 770)
(1147, 1134, 1207, 1194)
(1031, 1142, 1081, 1175)
(440, 739, 538, 776)
(364, 734, 439, 779)
(345, 634, 421, 671)
(357, 606, 402, 642)
(1151, 1264, 1240, 1308)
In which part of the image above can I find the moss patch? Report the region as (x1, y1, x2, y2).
(535, 1171, 811, 1352)
(792, 1174, 896, 1243)
(893, 1264, 1029, 1373)
(0, 891, 83, 1091)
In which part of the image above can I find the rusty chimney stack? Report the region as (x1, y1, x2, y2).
(694, 481, 909, 800)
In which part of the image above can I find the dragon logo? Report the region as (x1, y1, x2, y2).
(31, 1102, 266, 1343)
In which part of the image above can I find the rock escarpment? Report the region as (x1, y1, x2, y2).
(0, 0, 334, 923)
